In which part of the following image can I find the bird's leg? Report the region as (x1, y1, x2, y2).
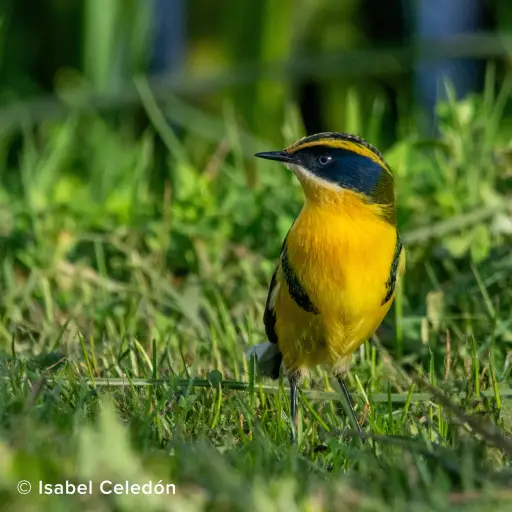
(337, 376, 362, 435)
(288, 373, 299, 445)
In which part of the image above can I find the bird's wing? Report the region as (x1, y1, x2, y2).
(264, 222, 321, 344)
(382, 233, 404, 305)
(263, 227, 292, 346)
(263, 266, 279, 344)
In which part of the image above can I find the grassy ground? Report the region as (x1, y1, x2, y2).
(0, 80, 512, 511)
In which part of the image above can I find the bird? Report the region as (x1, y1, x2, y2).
(247, 132, 405, 444)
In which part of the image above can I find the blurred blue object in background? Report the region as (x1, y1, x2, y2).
(414, 0, 483, 133)
(149, 0, 186, 74)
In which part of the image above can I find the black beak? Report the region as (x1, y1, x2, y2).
(254, 150, 292, 163)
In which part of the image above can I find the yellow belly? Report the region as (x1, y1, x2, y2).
(274, 199, 403, 375)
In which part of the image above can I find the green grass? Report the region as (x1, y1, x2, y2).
(0, 77, 512, 511)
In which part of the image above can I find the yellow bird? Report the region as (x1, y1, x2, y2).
(247, 132, 405, 443)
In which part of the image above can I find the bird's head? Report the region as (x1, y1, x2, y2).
(255, 132, 395, 223)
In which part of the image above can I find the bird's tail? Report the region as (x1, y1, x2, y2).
(245, 342, 282, 379)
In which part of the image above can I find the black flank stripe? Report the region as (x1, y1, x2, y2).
(263, 268, 279, 344)
(382, 234, 403, 305)
(281, 244, 319, 314)
(263, 226, 296, 345)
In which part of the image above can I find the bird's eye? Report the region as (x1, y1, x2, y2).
(318, 155, 332, 166)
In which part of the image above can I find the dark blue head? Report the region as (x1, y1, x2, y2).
(255, 132, 396, 222)
(291, 144, 386, 196)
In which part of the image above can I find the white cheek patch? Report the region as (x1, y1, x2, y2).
(287, 163, 344, 194)
(286, 163, 314, 180)
(285, 162, 301, 174)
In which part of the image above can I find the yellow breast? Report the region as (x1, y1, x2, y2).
(274, 189, 404, 374)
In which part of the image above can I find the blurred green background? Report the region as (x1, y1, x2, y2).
(2, 0, 512, 139)
(1, 1, 512, 510)
(1, 0, 511, 292)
